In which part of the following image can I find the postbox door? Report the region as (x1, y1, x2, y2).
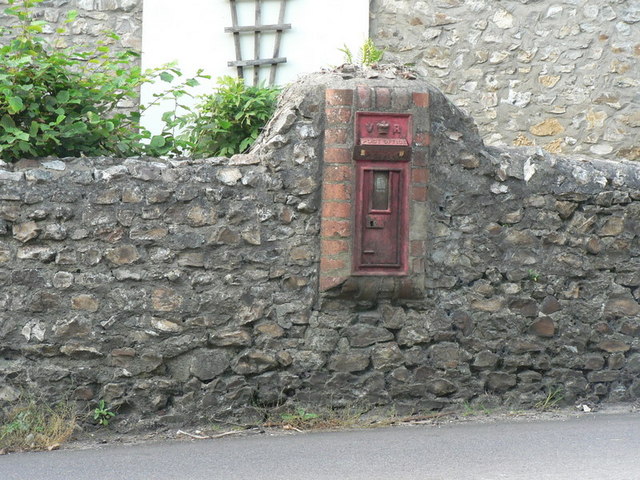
(354, 166, 408, 273)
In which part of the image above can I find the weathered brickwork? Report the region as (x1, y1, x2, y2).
(370, 0, 640, 161)
(319, 87, 429, 296)
(1, 73, 639, 429)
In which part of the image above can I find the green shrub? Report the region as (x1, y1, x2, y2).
(1, 1, 277, 162)
(0, 0, 205, 162)
(182, 76, 280, 158)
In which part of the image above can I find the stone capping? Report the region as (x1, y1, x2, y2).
(319, 86, 430, 298)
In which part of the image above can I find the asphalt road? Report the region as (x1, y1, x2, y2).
(2, 411, 639, 480)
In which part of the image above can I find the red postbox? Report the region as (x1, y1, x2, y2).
(353, 112, 412, 276)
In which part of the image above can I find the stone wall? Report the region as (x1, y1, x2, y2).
(0, 81, 326, 426)
(370, 0, 640, 161)
(1, 73, 640, 429)
(0, 0, 142, 51)
(314, 73, 640, 413)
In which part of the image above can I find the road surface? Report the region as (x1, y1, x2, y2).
(1, 411, 639, 479)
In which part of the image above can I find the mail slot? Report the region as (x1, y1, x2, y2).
(353, 113, 411, 275)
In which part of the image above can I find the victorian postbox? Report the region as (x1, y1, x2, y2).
(352, 112, 412, 276)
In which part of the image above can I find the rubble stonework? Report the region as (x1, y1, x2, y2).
(0, 0, 142, 48)
(1, 73, 639, 428)
(370, 0, 640, 162)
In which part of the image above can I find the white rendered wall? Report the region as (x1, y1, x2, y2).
(140, 0, 369, 136)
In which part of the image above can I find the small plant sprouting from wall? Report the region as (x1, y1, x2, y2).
(535, 387, 564, 411)
(93, 400, 116, 427)
(339, 38, 384, 67)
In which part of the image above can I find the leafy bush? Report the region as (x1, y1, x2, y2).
(0, 0, 278, 162)
(182, 76, 280, 157)
(0, 0, 206, 162)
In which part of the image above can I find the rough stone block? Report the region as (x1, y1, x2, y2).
(328, 352, 370, 372)
(231, 351, 278, 375)
(342, 325, 393, 347)
(12, 221, 40, 243)
(485, 372, 517, 392)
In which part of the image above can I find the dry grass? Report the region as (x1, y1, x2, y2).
(0, 396, 77, 453)
(261, 404, 370, 431)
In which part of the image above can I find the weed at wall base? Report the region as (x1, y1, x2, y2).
(0, 395, 77, 453)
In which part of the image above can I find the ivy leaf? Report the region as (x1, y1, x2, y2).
(150, 135, 166, 148)
(7, 96, 24, 114)
(0, 114, 17, 129)
(159, 72, 174, 83)
(56, 90, 70, 104)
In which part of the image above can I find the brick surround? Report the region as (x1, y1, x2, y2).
(319, 87, 430, 298)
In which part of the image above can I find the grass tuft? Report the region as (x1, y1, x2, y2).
(0, 395, 77, 453)
(534, 387, 564, 411)
(262, 404, 371, 431)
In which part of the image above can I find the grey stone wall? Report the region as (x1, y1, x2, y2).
(1, 73, 639, 429)
(0, 81, 326, 426)
(0, 0, 142, 50)
(370, 0, 640, 162)
(313, 72, 640, 413)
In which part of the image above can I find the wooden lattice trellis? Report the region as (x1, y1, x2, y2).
(225, 0, 291, 85)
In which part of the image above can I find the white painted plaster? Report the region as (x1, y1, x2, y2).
(140, 0, 369, 136)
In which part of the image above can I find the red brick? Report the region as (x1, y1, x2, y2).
(324, 165, 352, 182)
(322, 201, 351, 219)
(319, 275, 348, 292)
(412, 92, 430, 108)
(414, 132, 431, 147)
(321, 239, 349, 256)
(325, 128, 349, 145)
(326, 89, 354, 106)
(412, 150, 428, 166)
(411, 240, 426, 256)
(412, 186, 428, 202)
(326, 107, 352, 124)
(324, 147, 351, 164)
(412, 168, 429, 184)
(320, 256, 348, 272)
(356, 86, 372, 109)
(375, 87, 391, 109)
(322, 182, 351, 201)
(321, 219, 351, 238)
